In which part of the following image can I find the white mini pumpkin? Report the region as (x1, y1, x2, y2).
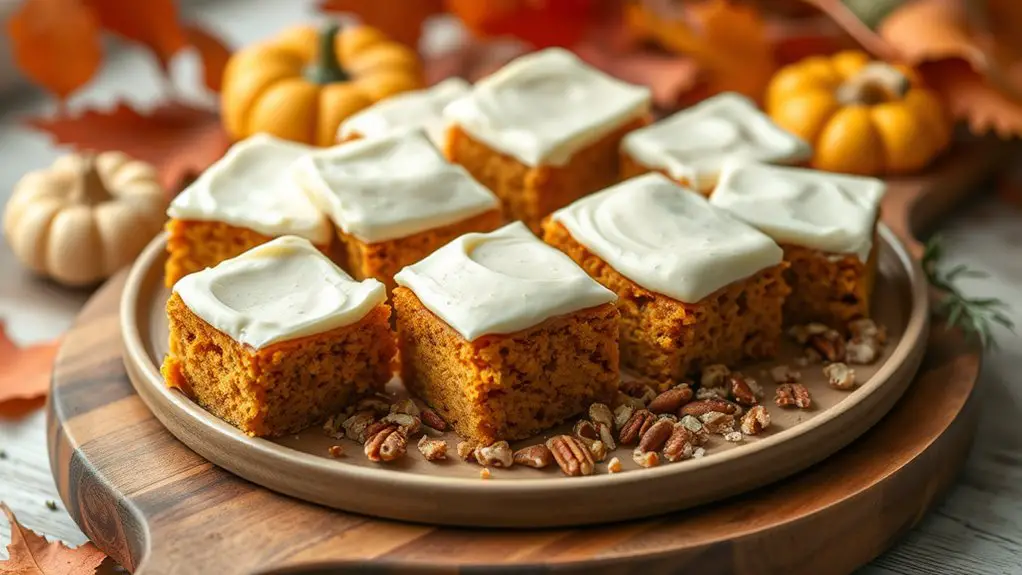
(3, 152, 167, 287)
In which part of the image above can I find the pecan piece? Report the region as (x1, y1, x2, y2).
(456, 440, 478, 461)
(417, 436, 447, 461)
(419, 407, 447, 432)
(647, 384, 694, 414)
(513, 444, 553, 468)
(632, 448, 660, 468)
(824, 362, 857, 390)
(808, 330, 846, 362)
(588, 440, 609, 462)
(727, 374, 758, 406)
(848, 318, 886, 344)
(700, 364, 731, 392)
(475, 440, 514, 468)
(596, 422, 617, 450)
(775, 383, 812, 409)
(364, 424, 407, 462)
(769, 364, 801, 384)
(740, 405, 771, 435)
(662, 424, 696, 462)
(381, 413, 422, 437)
(546, 435, 595, 477)
(356, 396, 391, 415)
(589, 403, 614, 429)
(620, 381, 657, 405)
(679, 415, 710, 445)
(845, 337, 880, 365)
(699, 411, 736, 435)
(788, 323, 829, 344)
(680, 398, 740, 417)
(638, 418, 673, 452)
(341, 410, 376, 443)
(389, 398, 420, 417)
(573, 420, 599, 441)
(618, 409, 656, 446)
(613, 404, 635, 428)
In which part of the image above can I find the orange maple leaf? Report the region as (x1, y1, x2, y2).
(317, 0, 444, 48)
(0, 503, 106, 575)
(921, 59, 1022, 138)
(0, 323, 60, 417)
(183, 24, 232, 93)
(6, 0, 103, 102)
(82, 0, 188, 71)
(27, 101, 230, 195)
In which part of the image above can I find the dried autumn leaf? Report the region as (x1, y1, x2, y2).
(27, 101, 230, 195)
(6, 0, 103, 101)
(183, 24, 233, 93)
(921, 59, 1022, 138)
(82, 0, 187, 71)
(317, 0, 444, 48)
(0, 503, 106, 575)
(446, 0, 601, 49)
(0, 323, 60, 415)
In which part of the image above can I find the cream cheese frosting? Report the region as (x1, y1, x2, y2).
(621, 92, 812, 191)
(337, 77, 471, 147)
(291, 128, 500, 243)
(710, 162, 885, 262)
(443, 47, 651, 167)
(173, 236, 386, 350)
(393, 222, 616, 341)
(167, 134, 332, 245)
(551, 173, 783, 303)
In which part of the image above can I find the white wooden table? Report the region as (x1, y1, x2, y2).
(1, 1, 1020, 572)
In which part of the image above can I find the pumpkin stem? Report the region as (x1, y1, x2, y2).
(68, 155, 111, 206)
(836, 62, 911, 106)
(305, 22, 349, 85)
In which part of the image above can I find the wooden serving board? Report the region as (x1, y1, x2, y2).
(46, 140, 1001, 573)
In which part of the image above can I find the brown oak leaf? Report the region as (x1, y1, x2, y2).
(82, 0, 188, 72)
(27, 101, 230, 195)
(6, 0, 103, 102)
(0, 323, 60, 418)
(921, 59, 1022, 138)
(0, 503, 106, 575)
(317, 0, 444, 48)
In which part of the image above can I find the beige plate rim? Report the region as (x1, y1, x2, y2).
(120, 226, 929, 522)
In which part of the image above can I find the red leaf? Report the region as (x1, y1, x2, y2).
(447, 0, 600, 49)
(82, 0, 188, 71)
(0, 322, 59, 418)
(0, 503, 107, 574)
(26, 101, 230, 195)
(184, 25, 232, 93)
(317, 0, 444, 48)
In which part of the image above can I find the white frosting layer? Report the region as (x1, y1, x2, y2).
(552, 173, 783, 303)
(291, 129, 500, 243)
(173, 236, 386, 350)
(443, 48, 651, 167)
(711, 162, 885, 262)
(338, 78, 471, 147)
(167, 134, 332, 244)
(394, 222, 616, 341)
(621, 93, 811, 191)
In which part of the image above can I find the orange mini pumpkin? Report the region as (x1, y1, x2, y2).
(766, 51, 951, 176)
(221, 23, 423, 146)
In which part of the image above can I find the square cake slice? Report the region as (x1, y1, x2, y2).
(620, 92, 811, 194)
(711, 162, 886, 329)
(161, 236, 394, 437)
(443, 48, 652, 231)
(292, 128, 502, 289)
(337, 77, 470, 146)
(393, 222, 619, 444)
(164, 134, 332, 286)
(543, 173, 789, 389)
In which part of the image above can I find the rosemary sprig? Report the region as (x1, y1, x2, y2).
(922, 235, 1015, 349)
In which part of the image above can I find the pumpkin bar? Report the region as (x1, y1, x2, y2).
(711, 162, 885, 329)
(443, 48, 652, 232)
(620, 92, 812, 195)
(337, 77, 470, 146)
(161, 236, 394, 437)
(292, 128, 502, 290)
(393, 222, 619, 444)
(164, 134, 332, 287)
(543, 173, 789, 389)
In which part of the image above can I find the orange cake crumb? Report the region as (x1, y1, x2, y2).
(162, 293, 395, 437)
(393, 287, 620, 445)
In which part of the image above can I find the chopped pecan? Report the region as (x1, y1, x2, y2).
(419, 407, 447, 432)
(769, 364, 801, 384)
(662, 423, 696, 462)
(618, 409, 656, 446)
(356, 396, 391, 415)
(389, 398, 420, 417)
(364, 424, 406, 462)
(700, 364, 731, 392)
(417, 436, 447, 461)
(513, 444, 553, 468)
(613, 391, 646, 410)
(588, 440, 609, 462)
(699, 411, 736, 435)
(728, 374, 759, 406)
(680, 398, 740, 417)
(573, 420, 599, 441)
(341, 410, 376, 443)
(679, 415, 710, 445)
(632, 448, 660, 468)
(740, 405, 771, 435)
(693, 447, 706, 459)
(596, 422, 617, 450)
(475, 440, 514, 468)
(824, 362, 857, 390)
(809, 330, 846, 362)
(381, 413, 422, 437)
(574, 420, 610, 461)
(613, 404, 635, 428)
(775, 383, 812, 409)
(589, 403, 614, 429)
(845, 337, 879, 364)
(647, 384, 694, 414)
(606, 457, 624, 474)
(788, 323, 829, 344)
(322, 414, 343, 439)
(546, 435, 595, 477)
(620, 381, 657, 405)
(638, 418, 673, 452)
(848, 318, 886, 344)
(456, 440, 478, 462)
(723, 431, 744, 443)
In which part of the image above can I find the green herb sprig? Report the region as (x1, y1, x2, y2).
(922, 235, 1015, 349)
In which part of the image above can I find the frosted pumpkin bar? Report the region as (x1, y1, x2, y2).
(292, 128, 502, 289)
(443, 48, 652, 231)
(164, 134, 332, 286)
(620, 92, 811, 195)
(393, 222, 619, 444)
(337, 77, 470, 146)
(543, 173, 789, 389)
(711, 162, 885, 329)
(161, 236, 395, 437)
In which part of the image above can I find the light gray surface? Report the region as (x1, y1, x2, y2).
(1, 1, 1020, 572)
